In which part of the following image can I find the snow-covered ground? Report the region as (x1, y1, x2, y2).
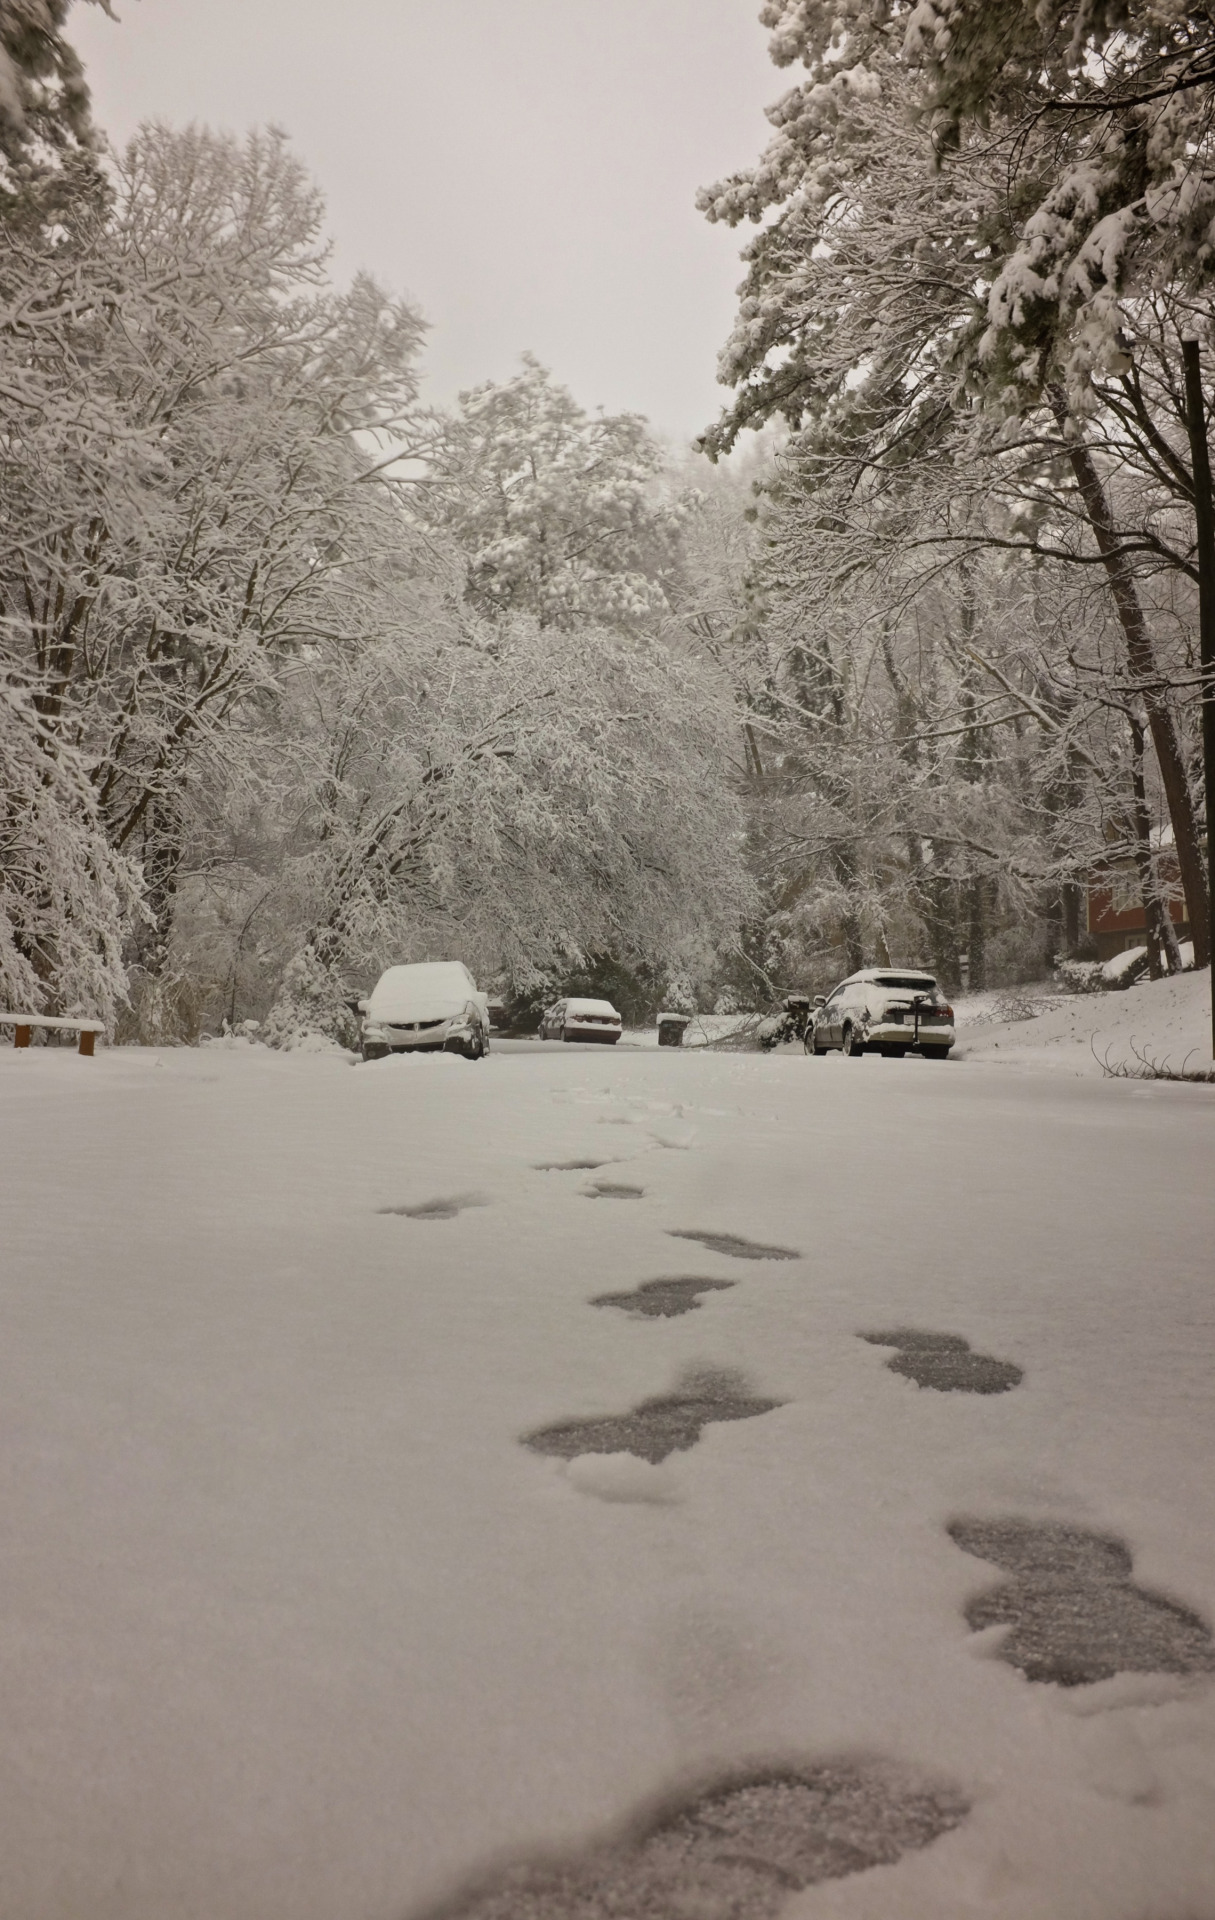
(0, 1038, 1213, 1919)
(954, 968, 1215, 1077)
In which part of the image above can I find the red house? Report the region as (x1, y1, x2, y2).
(1086, 855, 1189, 962)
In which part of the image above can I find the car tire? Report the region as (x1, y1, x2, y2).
(921, 1046, 951, 1060)
(879, 1045, 910, 1059)
(841, 1023, 865, 1058)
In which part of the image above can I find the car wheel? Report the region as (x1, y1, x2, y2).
(921, 1046, 952, 1060)
(879, 1045, 910, 1059)
(562, 1029, 573, 1042)
(841, 1023, 865, 1058)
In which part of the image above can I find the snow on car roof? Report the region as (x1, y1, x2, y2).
(563, 998, 620, 1016)
(844, 968, 937, 985)
(374, 962, 476, 993)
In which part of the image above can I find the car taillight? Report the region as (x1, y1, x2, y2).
(941, 1005, 953, 1020)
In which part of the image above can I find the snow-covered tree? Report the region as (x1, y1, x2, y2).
(1, 122, 428, 1027)
(698, 13, 1213, 965)
(4, 120, 755, 1037)
(424, 356, 688, 630)
(0, 674, 138, 1019)
(1, 0, 112, 228)
(245, 575, 755, 1042)
(753, 0, 1215, 402)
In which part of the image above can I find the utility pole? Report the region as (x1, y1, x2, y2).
(1181, 336, 1215, 1058)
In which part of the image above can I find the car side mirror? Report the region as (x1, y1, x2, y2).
(814, 996, 826, 1008)
(357, 998, 368, 1014)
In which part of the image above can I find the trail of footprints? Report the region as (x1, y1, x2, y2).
(398, 1129, 1215, 1916)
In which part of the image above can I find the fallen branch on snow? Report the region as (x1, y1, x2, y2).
(1093, 1036, 1215, 1083)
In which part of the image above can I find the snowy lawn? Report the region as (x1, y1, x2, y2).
(0, 1039, 1213, 1919)
(954, 968, 1215, 1078)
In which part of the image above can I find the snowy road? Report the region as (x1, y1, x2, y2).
(1, 1042, 1213, 1919)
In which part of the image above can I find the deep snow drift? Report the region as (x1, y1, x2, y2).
(0, 1038, 1212, 1919)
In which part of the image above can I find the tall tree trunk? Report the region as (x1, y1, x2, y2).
(1062, 882, 1082, 956)
(924, 860, 962, 993)
(130, 802, 181, 985)
(833, 840, 865, 974)
(1129, 712, 1184, 977)
(1050, 391, 1209, 964)
(1043, 888, 1063, 972)
(967, 875, 988, 991)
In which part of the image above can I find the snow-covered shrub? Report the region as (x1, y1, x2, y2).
(261, 946, 358, 1052)
(1101, 946, 1149, 990)
(1055, 958, 1107, 994)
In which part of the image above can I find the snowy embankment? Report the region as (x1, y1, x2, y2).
(0, 1041, 1212, 1919)
(955, 968, 1215, 1077)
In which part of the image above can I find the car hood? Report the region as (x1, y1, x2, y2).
(367, 993, 469, 1025)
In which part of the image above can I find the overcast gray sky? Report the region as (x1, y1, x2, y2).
(71, 0, 785, 447)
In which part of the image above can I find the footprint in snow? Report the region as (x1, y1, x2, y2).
(949, 1517, 1215, 1686)
(415, 1759, 969, 1919)
(667, 1229, 800, 1261)
(860, 1328, 1023, 1394)
(378, 1193, 488, 1220)
(523, 1366, 781, 1464)
(591, 1276, 735, 1318)
(583, 1179, 645, 1199)
(533, 1159, 613, 1171)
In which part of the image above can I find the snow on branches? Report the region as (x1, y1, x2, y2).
(423, 356, 690, 630)
(3, 124, 752, 1036)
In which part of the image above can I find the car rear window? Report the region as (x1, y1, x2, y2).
(873, 974, 937, 990)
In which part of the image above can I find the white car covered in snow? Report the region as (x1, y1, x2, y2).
(538, 997, 623, 1044)
(359, 963, 490, 1062)
(809, 968, 954, 1059)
